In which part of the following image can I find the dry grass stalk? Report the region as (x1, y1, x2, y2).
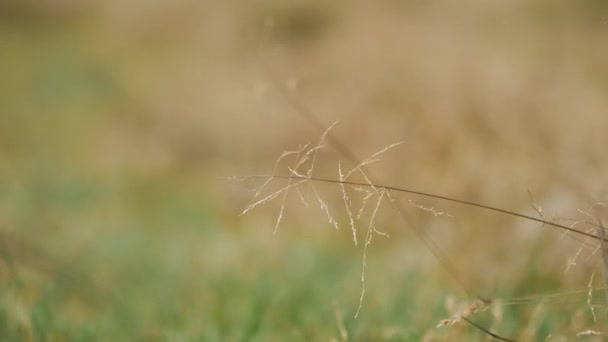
(242, 123, 340, 234)
(597, 219, 608, 289)
(437, 297, 492, 328)
(587, 270, 598, 322)
(335, 142, 400, 316)
(254, 144, 309, 198)
(241, 125, 402, 317)
(333, 300, 348, 342)
(246, 75, 608, 340)
(519, 301, 546, 341)
(407, 199, 453, 218)
(240, 178, 308, 217)
(338, 141, 403, 246)
(257, 68, 583, 341)
(310, 181, 340, 230)
(527, 190, 545, 222)
(338, 162, 358, 245)
(576, 330, 606, 337)
(257, 175, 608, 243)
(355, 188, 387, 318)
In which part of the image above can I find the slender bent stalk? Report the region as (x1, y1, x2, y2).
(262, 174, 606, 242)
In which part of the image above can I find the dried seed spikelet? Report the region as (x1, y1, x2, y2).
(437, 297, 492, 328)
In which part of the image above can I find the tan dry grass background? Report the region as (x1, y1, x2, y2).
(2, 0, 608, 340)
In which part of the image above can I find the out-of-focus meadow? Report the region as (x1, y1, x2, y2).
(1, 1, 608, 340)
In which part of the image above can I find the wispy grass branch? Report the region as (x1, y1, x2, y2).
(245, 174, 607, 243)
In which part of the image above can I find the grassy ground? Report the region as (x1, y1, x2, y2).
(1, 1, 608, 341)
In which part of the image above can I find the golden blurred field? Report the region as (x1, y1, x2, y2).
(1, 1, 608, 340)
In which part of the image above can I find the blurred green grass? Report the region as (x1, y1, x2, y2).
(1, 1, 608, 341)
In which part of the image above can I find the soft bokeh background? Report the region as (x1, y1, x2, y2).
(1, 1, 608, 340)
